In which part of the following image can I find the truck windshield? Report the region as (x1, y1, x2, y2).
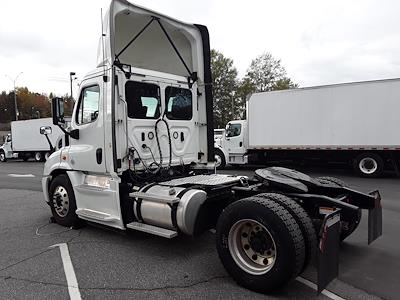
(226, 123, 241, 137)
(126, 81, 161, 119)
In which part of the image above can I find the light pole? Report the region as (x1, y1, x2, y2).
(69, 72, 76, 99)
(5, 72, 23, 121)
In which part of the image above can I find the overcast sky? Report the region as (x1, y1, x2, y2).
(0, 0, 399, 96)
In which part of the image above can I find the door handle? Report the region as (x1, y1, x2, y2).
(96, 148, 102, 164)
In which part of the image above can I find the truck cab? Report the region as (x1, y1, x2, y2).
(214, 120, 248, 167)
(0, 134, 16, 161)
(42, 0, 382, 294)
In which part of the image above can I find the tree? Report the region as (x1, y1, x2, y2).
(244, 52, 298, 93)
(211, 49, 239, 129)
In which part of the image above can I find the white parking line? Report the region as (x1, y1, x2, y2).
(50, 243, 81, 300)
(296, 276, 345, 300)
(8, 174, 35, 178)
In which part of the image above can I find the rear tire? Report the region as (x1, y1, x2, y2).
(354, 153, 384, 178)
(0, 151, 6, 162)
(49, 174, 81, 227)
(44, 152, 51, 161)
(34, 152, 43, 162)
(256, 193, 317, 272)
(214, 148, 226, 169)
(216, 196, 305, 293)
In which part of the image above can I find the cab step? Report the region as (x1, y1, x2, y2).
(126, 222, 178, 238)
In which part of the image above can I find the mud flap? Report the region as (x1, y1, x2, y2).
(368, 190, 382, 244)
(317, 209, 341, 294)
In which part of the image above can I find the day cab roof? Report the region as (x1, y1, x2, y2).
(97, 0, 208, 83)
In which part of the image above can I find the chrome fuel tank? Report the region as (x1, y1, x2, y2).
(133, 184, 207, 235)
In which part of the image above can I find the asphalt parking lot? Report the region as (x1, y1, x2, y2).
(0, 161, 398, 299)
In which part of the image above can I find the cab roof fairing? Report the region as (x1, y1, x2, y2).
(96, 0, 206, 84)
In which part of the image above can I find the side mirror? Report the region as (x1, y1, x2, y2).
(40, 126, 52, 135)
(52, 97, 65, 125)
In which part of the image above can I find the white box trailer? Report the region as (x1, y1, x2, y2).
(0, 118, 63, 162)
(215, 78, 400, 177)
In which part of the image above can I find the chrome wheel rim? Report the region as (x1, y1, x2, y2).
(52, 186, 70, 217)
(359, 157, 378, 175)
(0, 153, 5, 161)
(215, 154, 222, 167)
(228, 219, 276, 275)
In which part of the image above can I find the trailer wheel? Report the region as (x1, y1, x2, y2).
(216, 197, 305, 293)
(214, 148, 226, 169)
(256, 193, 317, 273)
(315, 176, 361, 241)
(34, 152, 43, 162)
(0, 151, 6, 162)
(49, 174, 81, 227)
(354, 153, 384, 178)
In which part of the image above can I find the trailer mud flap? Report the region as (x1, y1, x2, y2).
(317, 209, 340, 294)
(368, 190, 382, 244)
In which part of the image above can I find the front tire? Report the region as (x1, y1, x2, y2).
(49, 174, 81, 227)
(214, 148, 226, 169)
(216, 197, 305, 293)
(0, 151, 7, 162)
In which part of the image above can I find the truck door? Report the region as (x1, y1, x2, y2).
(69, 76, 106, 173)
(225, 122, 244, 154)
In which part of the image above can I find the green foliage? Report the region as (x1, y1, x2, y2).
(211, 49, 239, 129)
(210, 51, 298, 128)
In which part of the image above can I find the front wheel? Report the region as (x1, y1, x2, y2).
(216, 197, 305, 293)
(214, 148, 226, 169)
(49, 174, 81, 227)
(0, 151, 7, 162)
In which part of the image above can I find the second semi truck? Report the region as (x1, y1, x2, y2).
(215, 78, 400, 177)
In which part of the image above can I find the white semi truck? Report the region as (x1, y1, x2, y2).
(42, 0, 382, 294)
(0, 118, 63, 162)
(215, 78, 400, 177)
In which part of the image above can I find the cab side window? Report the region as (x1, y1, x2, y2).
(165, 87, 192, 120)
(226, 124, 241, 137)
(125, 81, 161, 119)
(76, 85, 100, 125)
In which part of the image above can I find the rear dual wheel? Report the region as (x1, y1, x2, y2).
(353, 153, 384, 178)
(34, 152, 50, 162)
(216, 195, 307, 293)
